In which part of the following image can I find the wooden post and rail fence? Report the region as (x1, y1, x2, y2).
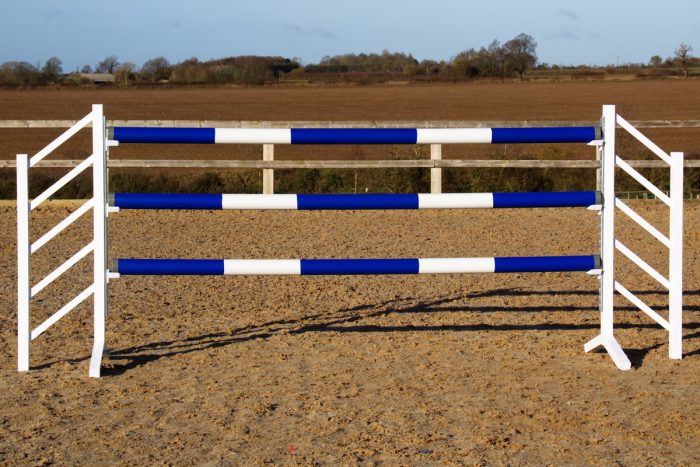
(1, 119, 699, 195)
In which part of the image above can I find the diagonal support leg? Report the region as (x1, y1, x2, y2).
(585, 334, 632, 370)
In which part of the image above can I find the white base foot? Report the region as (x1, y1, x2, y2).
(89, 339, 104, 378)
(18, 350, 29, 372)
(669, 336, 683, 360)
(585, 334, 632, 370)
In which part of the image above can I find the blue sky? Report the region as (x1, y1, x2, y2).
(1, 0, 697, 71)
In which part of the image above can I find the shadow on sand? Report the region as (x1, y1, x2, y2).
(35, 287, 700, 375)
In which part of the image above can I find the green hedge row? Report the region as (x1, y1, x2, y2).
(2, 166, 697, 199)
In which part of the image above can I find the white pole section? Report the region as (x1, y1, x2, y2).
(431, 144, 442, 194)
(668, 151, 684, 359)
(89, 105, 108, 378)
(16, 154, 30, 372)
(263, 144, 274, 194)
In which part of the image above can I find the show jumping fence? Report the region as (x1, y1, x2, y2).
(16, 105, 684, 377)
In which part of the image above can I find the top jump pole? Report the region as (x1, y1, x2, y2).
(110, 126, 601, 145)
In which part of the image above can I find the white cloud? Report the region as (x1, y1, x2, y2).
(558, 9, 579, 21)
(545, 27, 580, 41)
(283, 23, 334, 39)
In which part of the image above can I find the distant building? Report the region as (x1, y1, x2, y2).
(77, 73, 115, 85)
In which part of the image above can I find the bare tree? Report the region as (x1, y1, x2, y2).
(503, 33, 537, 79)
(41, 57, 63, 82)
(115, 62, 136, 87)
(141, 57, 171, 82)
(487, 39, 506, 79)
(0, 61, 40, 85)
(96, 55, 120, 74)
(674, 43, 693, 78)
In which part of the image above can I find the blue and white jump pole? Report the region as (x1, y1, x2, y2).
(109, 192, 601, 210)
(113, 256, 600, 276)
(111, 126, 600, 145)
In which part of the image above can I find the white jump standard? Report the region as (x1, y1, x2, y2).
(16, 104, 684, 377)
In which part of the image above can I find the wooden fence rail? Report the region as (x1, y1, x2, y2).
(2, 159, 699, 169)
(2, 120, 700, 129)
(3, 119, 697, 193)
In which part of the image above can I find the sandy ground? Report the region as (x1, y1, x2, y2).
(0, 200, 698, 464)
(1, 82, 699, 463)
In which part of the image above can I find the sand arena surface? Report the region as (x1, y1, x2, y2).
(1, 81, 699, 463)
(0, 201, 698, 464)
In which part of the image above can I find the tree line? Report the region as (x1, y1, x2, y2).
(0, 36, 695, 87)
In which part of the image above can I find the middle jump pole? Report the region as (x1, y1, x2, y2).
(109, 192, 601, 210)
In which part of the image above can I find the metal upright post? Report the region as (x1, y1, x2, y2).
(89, 104, 108, 378)
(668, 151, 684, 359)
(16, 153, 30, 372)
(595, 143, 602, 192)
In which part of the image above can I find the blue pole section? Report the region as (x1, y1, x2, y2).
(115, 259, 225, 275)
(291, 128, 418, 144)
(494, 255, 599, 272)
(300, 258, 419, 275)
(112, 127, 216, 144)
(112, 193, 223, 210)
(491, 127, 597, 144)
(492, 191, 600, 208)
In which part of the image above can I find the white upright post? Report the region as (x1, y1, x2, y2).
(263, 144, 274, 194)
(431, 144, 442, 194)
(668, 151, 684, 359)
(89, 105, 108, 378)
(16, 154, 30, 372)
(585, 105, 631, 370)
(600, 105, 616, 340)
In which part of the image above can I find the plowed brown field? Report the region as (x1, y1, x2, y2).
(1, 80, 700, 163)
(1, 82, 699, 464)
